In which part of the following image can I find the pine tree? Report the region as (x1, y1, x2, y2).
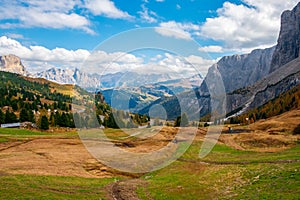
(0, 110, 4, 124)
(5, 110, 12, 123)
(28, 109, 35, 123)
(181, 113, 189, 127)
(40, 115, 49, 130)
(20, 108, 28, 122)
(174, 116, 181, 127)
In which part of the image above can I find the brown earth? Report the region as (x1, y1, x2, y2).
(0, 137, 131, 178)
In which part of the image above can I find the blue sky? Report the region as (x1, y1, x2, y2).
(0, 0, 299, 76)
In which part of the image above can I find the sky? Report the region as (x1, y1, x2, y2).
(0, 0, 299, 77)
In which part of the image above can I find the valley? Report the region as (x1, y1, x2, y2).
(0, 1, 300, 199)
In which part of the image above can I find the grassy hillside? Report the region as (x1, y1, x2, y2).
(0, 71, 149, 130)
(0, 71, 99, 128)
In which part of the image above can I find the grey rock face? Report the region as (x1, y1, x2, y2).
(211, 47, 275, 93)
(270, 2, 300, 73)
(0, 54, 27, 75)
(227, 57, 300, 114)
(36, 68, 76, 84)
(35, 67, 100, 89)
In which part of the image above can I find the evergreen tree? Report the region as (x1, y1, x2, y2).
(49, 112, 55, 126)
(54, 112, 62, 126)
(11, 101, 18, 111)
(28, 109, 35, 123)
(181, 113, 189, 127)
(20, 108, 28, 122)
(60, 112, 68, 127)
(174, 113, 189, 127)
(174, 116, 181, 127)
(0, 110, 4, 124)
(5, 110, 17, 123)
(40, 115, 49, 130)
(180, 113, 189, 127)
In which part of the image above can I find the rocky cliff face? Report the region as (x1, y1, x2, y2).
(35, 68, 101, 89)
(210, 46, 275, 93)
(0, 54, 27, 75)
(36, 68, 76, 84)
(227, 57, 300, 115)
(270, 2, 300, 73)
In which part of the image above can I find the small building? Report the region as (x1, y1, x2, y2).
(1, 122, 21, 128)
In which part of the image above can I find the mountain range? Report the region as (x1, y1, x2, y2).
(1, 2, 300, 121)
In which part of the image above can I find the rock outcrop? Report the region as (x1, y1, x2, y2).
(270, 2, 300, 73)
(0, 54, 27, 75)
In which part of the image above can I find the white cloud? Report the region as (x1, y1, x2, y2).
(84, 0, 133, 19)
(0, 36, 90, 71)
(145, 53, 215, 77)
(198, 45, 224, 53)
(0, 36, 145, 74)
(156, 0, 165, 2)
(0, 36, 216, 77)
(0, 0, 134, 34)
(4, 33, 25, 40)
(184, 55, 217, 76)
(176, 4, 181, 10)
(0, 0, 94, 34)
(200, 0, 300, 50)
(155, 21, 200, 40)
(138, 5, 158, 23)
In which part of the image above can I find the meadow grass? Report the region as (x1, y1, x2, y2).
(137, 142, 300, 199)
(0, 128, 299, 199)
(0, 174, 115, 200)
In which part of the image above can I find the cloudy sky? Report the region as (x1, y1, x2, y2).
(0, 0, 299, 76)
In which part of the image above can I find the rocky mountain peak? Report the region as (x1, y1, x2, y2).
(0, 54, 27, 75)
(209, 46, 275, 93)
(270, 2, 300, 73)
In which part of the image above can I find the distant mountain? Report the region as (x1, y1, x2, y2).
(0, 54, 28, 76)
(35, 67, 101, 89)
(98, 71, 174, 88)
(35, 68, 76, 84)
(35, 68, 186, 90)
(100, 74, 203, 111)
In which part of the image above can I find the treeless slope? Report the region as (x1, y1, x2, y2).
(220, 109, 300, 152)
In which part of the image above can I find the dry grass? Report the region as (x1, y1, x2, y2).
(220, 109, 300, 152)
(0, 137, 128, 178)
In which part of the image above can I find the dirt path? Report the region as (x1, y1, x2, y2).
(0, 139, 32, 152)
(106, 179, 151, 200)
